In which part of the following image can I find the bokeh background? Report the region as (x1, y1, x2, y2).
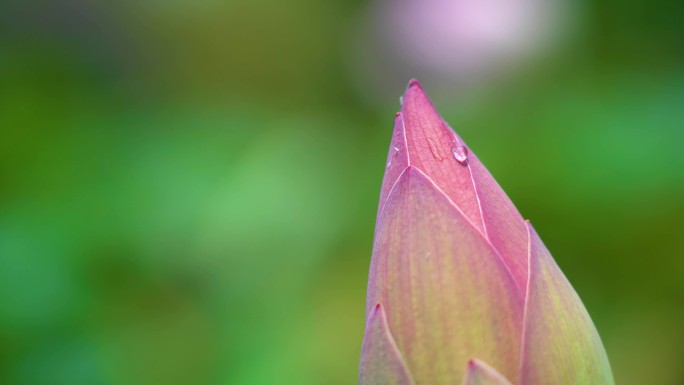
(1, 1, 683, 384)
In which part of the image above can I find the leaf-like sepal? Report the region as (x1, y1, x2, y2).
(359, 303, 416, 385)
(520, 222, 614, 385)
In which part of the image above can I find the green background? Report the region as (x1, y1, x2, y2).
(1, 1, 682, 384)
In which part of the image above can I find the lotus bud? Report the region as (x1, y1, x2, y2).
(359, 80, 614, 385)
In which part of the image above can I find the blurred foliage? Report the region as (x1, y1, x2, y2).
(0, 1, 683, 385)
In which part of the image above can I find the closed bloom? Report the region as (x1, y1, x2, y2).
(359, 80, 614, 385)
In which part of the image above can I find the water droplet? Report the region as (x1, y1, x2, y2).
(427, 139, 443, 161)
(399, 96, 404, 106)
(451, 144, 469, 165)
(386, 146, 400, 168)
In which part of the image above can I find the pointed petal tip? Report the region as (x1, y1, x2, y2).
(394, 112, 403, 125)
(407, 78, 422, 90)
(403, 79, 428, 103)
(365, 302, 387, 326)
(393, 80, 493, 236)
(463, 358, 514, 385)
(401, 79, 430, 108)
(360, 301, 416, 385)
(466, 358, 480, 373)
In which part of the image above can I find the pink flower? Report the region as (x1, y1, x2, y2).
(359, 80, 614, 385)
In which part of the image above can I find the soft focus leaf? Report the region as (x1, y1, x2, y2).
(520, 222, 614, 385)
(366, 167, 523, 384)
(462, 359, 513, 385)
(359, 303, 416, 385)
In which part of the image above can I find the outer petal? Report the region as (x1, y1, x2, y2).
(520, 222, 614, 385)
(359, 303, 416, 385)
(383, 81, 529, 293)
(462, 359, 514, 385)
(367, 167, 524, 385)
(466, 153, 528, 292)
(391, 81, 485, 235)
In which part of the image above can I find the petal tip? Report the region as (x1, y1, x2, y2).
(463, 358, 514, 385)
(406, 78, 422, 90)
(402, 79, 429, 105)
(360, 301, 416, 385)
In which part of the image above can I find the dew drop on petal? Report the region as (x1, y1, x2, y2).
(451, 144, 469, 165)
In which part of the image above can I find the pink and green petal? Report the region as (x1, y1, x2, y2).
(359, 303, 416, 385)
(466, 153, 529, 292)
(520, 222, 614, 385)
(387, 81, 530, 293)
(392, 80, 486, 235)
(367, 167, 524, 385)
(462, 359, 514, 385)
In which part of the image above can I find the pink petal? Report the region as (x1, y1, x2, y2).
(388, 80, 485, 236)
(520, 222, 614, 385)
(466, 153, 529, 292)
(378, 113, 411, 216)
(359, 303, 416, 385)
(367, 167, 524, 384)
(381, 80, 529, 293)
(462, 359, 514, 385)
